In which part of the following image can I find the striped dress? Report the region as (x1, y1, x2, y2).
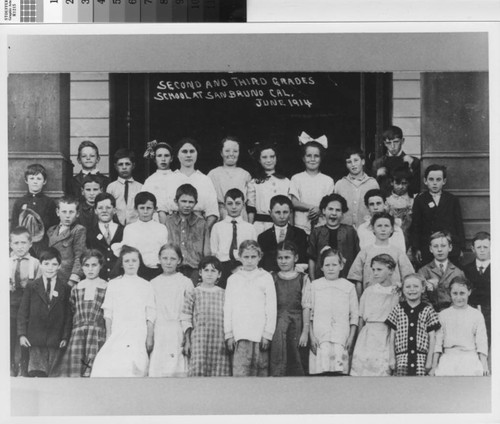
(181, 286, 231, 377)
(60, 278, 107, 377)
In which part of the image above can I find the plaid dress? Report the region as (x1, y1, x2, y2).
(181, 286, 231, 376)
(60, 279, 107, 377)
(385, 301, 440, 376)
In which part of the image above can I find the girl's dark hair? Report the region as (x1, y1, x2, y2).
(111, 245, 144, 277)
(276, 240, 299, 256)
(300, 140, 326, 160)
(154, 142, 174, 156)
(249, 140, 286, 183)
(449, 275, 472, 291)
(319, 248, 345, 268)
(198, 255, 223, 273)
(81, 249, 105, 267)
(220, 136, 241, 152)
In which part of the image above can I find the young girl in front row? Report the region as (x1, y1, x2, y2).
(181, 256, 231, 377)
(386, 274, 440, 376)
(350, 254, 400, 376)
(61, 249, 108, 377)
(270, 241, 312, 376)
(309, 248, 358, 376)
(431, 276, 489, 376)
(91, 246, 156, 377)
(148, 244, 194, 377)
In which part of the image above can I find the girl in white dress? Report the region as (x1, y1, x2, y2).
(148, 244, 194, 377)
(247, 141, 290, 236)
(290, 133, 334, 235)
(91, 245, 156, 377)
(142, 141, 175, 224)
(309, 248, 358, 375)
(207, 136, 252, 221)
(350, 254, 400, 376)
(431, 276, 489, 376)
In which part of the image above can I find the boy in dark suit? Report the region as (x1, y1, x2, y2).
(410, 164, 465, 266)
(47, 197, 87, 287)
(10, 163, 58, 257)
(86, 192, 124, 281)
(464, 232, 491, 344)
(17, 247, 72, 377)
(258, 195, 308, 273)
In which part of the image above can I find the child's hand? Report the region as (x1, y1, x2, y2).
(9, 280, 16, 292)
(345, 336, 355, 354)
(377, 167, 388, 177)
(307, 207, 320, 221)
(226, 337, 236, 353)
(425, 360, 433, 375)
(388, 356, 395, 374)
(260, 337, 270, 351)
(146, 336, 154, 354)
(414, 249, 422, 263)
(426, 278, 438, 292)
(428, 367, 436, 376)
(309, 335, 319, 355)
(182, 339, 191, 358)
(403, 155, 414, 166)
(19, 336, 31, 348)
(298, 331, 308, 347)
(59, 340, 67, 349)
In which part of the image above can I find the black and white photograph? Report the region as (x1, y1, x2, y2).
(1, 20, 498, 419)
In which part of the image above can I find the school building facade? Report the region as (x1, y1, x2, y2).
(8, 71, 489, 255)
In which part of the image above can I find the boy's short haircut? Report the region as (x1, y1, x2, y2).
(134, 191, 157, 209)
(449, 275, 472, 291)
(472, 231, 491, 245)
(113, 148, 136, 164)
(175, 184, 198, 202)
(81, 174, 103, 189)
(10, 226, 32, 242)
(276, 240, 299, 256)
(370, 253, 396, 270)
(81, 249, 105, 267)
(270, 194, 293, 211)
(77, 140, 100, 159)
(94, 192, 116, 209)
(364, 189, 386, 207)
(391, 164, 412, 182)
(24, 163, 48, 181)
(220, 136, 241, 151)
(319, 193, 348, 213)
(238, 239, 262, 257)
(402, 273, 426, 287)
(175, 137, 201, 156)
(370, 211, 394, 228)
(319, 247, 345, 267)
(39, 247, 62, 265)
(342, 147, 365, 161)
(57, 196, 80, 209)
(382, 125, 404, 140)
(224, 188, 245, 202)
(429, 230, 452, 245)
(424, 164, 447, 179)
(198, 255, 223, 272)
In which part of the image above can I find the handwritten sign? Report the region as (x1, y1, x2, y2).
(153, 75, 315, 108)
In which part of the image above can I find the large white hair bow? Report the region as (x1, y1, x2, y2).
(298, 131, 328, 149)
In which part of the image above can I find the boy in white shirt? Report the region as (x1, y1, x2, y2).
(224, 240, 277, 376)
(121, 191, 168, 281)
(210, 189, 256, 289)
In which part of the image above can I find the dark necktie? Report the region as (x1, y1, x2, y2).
(229, 220, 238, 261)
(46, 278, 51, 300)
(478, 266, 484, 275)
(104, 223, 111, 245)
(14, 258, 23, 285)
(124, 180, 130, 204)
(439, 263, 445, 275)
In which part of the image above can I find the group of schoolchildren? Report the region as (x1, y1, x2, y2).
(9, 126, 491, 379)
